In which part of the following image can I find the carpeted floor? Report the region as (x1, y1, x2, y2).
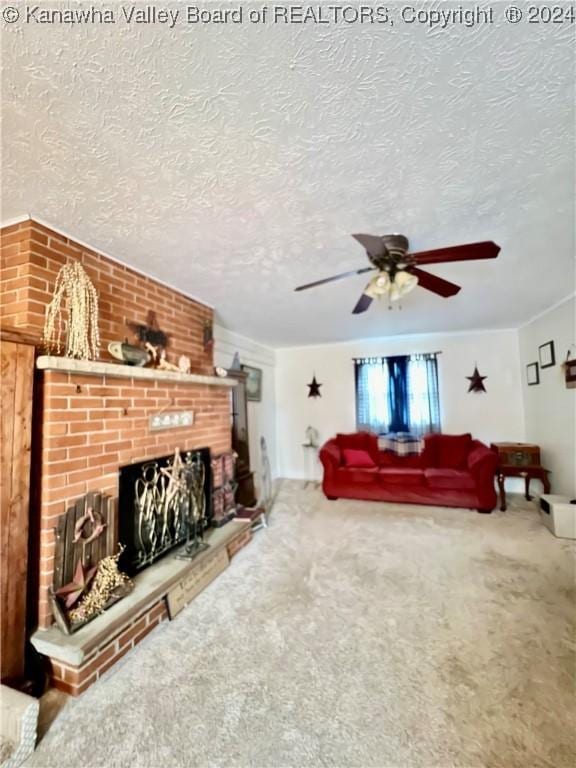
(28, 482, 575, 768)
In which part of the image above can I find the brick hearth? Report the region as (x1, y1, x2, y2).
(50, 600, 170, 697)
(34, 521, 252, 696)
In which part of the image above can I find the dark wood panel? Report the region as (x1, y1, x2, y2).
(226, 370, 256, 507)
(1, 340, 35, 681)
(52, 493, 115, 593)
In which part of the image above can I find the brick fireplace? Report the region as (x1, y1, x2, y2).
(36, 361, 233, 629)
(1, 217, 253, 695)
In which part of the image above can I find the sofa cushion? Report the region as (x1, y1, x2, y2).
(336, 432, 368, 451)
(420, 434, 439, 466)
(342, 448, 376, 468)
(336, 467, 379, 484)
(432, 434, 472, 469)
(337, 432, 379, 464)
(424, 468, 475, 491)
(378, 468, 426, 486)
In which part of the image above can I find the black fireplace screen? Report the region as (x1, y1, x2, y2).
(118, 448, 212, 575)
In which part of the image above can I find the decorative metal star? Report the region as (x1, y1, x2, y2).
(307, 375, 322, 398)
(55, 560, 98, 609)
(467, 366, 487, 393)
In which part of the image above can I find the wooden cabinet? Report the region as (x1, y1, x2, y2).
(226, 369, 256, 507)
(490, 442, 541, 467)
(1, 337, 35, 682)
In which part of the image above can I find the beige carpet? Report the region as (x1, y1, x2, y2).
(27, 482, 575, 768)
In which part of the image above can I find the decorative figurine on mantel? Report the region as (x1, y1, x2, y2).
(43, 260, 101, 360)
(144, 343, 191, 373)
(178, 355, 191, 374)
(108, 340, 151, 366)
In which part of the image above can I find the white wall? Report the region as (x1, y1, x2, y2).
(213, 326, 277, 490)
(275, 329, 525, 479)
(519, 296, 576, 497)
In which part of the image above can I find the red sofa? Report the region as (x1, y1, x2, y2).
(320, 432, 498, 513)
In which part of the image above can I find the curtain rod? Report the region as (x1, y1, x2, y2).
(353, 351, 442, 361)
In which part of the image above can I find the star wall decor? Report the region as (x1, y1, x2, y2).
(307, 375, 322, 398)
(55, 559, 98, 609)
(467, 365, 487, 393)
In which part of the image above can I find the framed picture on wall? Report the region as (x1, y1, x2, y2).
(526, 362, 539, 386)
(241, 365, 262, 401)
(538, 341, 555, 369)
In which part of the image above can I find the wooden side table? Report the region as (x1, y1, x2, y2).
(490, 442, 551, 512)
(496, 466, 551, 511)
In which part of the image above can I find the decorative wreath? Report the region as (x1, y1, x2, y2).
(73, 507, 106, 545)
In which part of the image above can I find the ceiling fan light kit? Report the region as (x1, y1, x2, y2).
(295, 234, 500, 315)
(388, 270, 418, 301)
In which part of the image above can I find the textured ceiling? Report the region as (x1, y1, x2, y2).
(2, 5, 574, 347)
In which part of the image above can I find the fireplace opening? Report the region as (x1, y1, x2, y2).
(118, 448, 212, 576)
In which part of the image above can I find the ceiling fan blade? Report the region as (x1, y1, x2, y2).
(411, 241, 500, 265)
(352, 293, 373, 314)
(352, 234, 387, 258)
(409, 267, 461, 298)
(295, 267, 374, 292)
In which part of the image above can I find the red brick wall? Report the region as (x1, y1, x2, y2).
(0, 219, 213, 374)
(1, 222, 33, 328)
(0, 218, 235, 630)
(37, 371, 232, 628)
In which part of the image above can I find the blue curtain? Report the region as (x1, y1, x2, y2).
(355, 354, 441, 435)
(387, 357, 410, 433)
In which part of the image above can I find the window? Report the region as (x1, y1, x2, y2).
(354, 353, 441, 436)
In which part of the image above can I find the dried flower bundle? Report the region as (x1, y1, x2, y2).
(43, 260, 100, 359)
(69, 549, 132, 624)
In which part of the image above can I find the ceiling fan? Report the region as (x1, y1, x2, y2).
(294, 234, 500, 314)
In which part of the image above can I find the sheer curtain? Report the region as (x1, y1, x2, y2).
(354, 358, 390, 434)
(407, 353, 441, 435)
(355, 353, 441, 435)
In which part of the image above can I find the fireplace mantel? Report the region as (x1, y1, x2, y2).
(36, 356, 237, 387)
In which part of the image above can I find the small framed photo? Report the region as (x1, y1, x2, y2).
(526, 362, 539, 386)
(241, 365, 262, 401)
(538, 340, 555, 369)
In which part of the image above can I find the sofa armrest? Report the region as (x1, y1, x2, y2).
(320, 441, 341, 479)
(467, 442, 498, 510)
